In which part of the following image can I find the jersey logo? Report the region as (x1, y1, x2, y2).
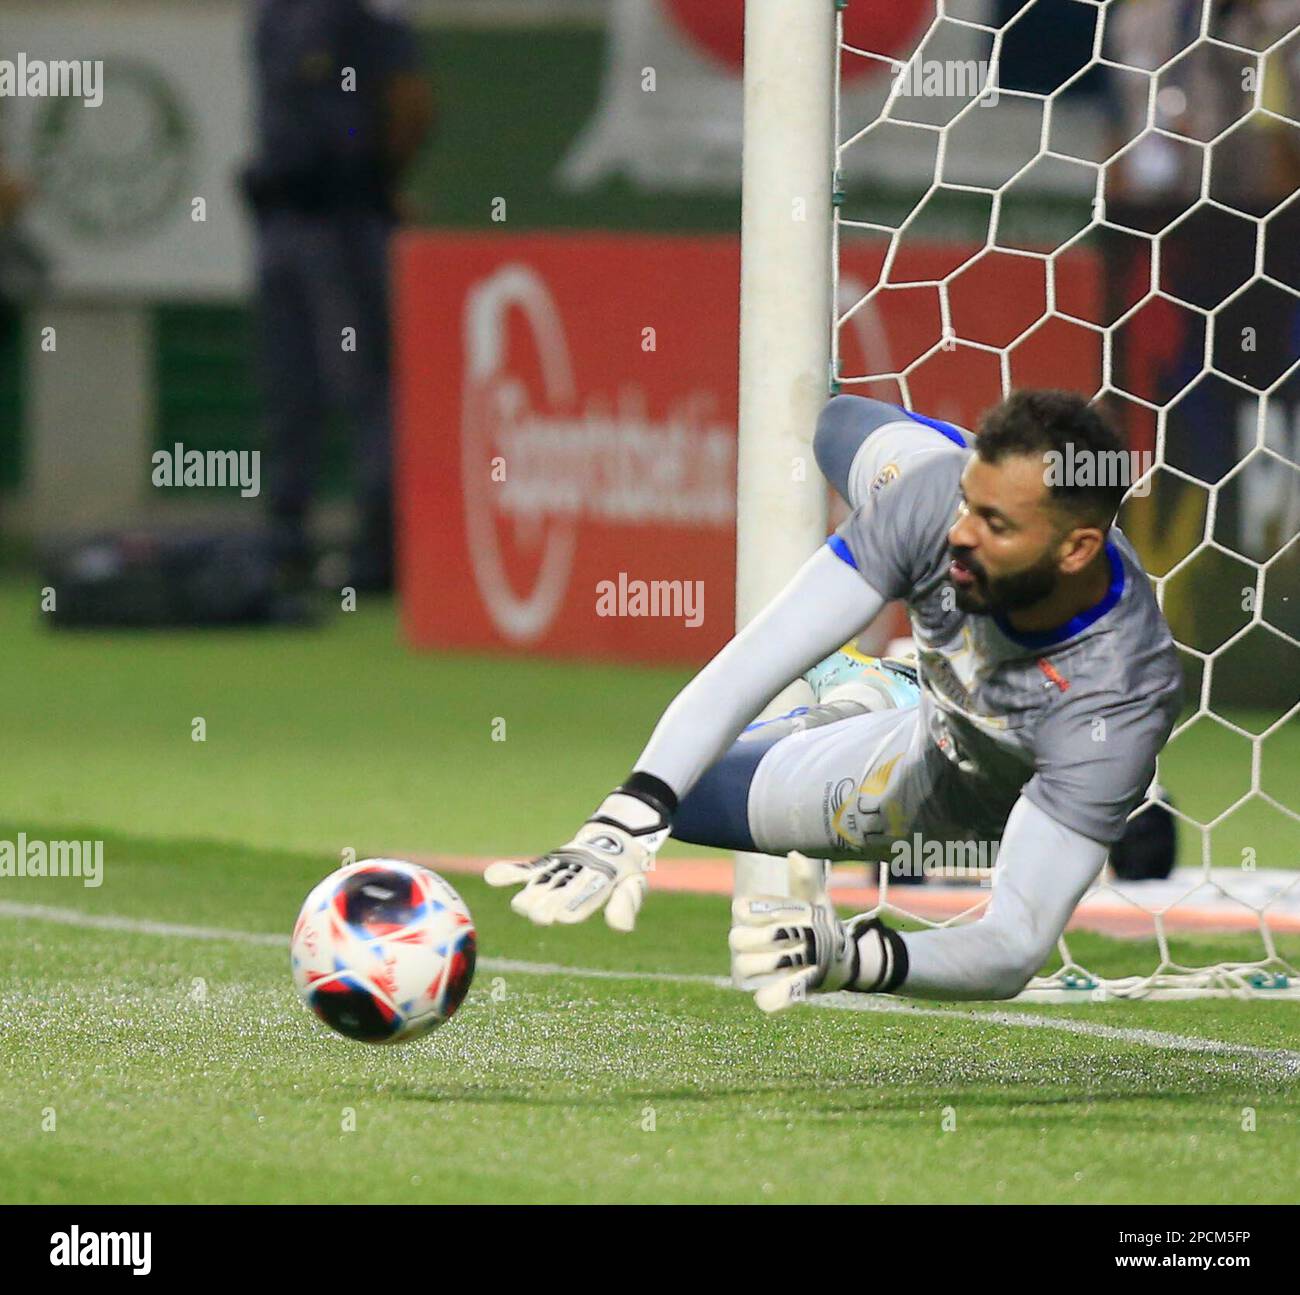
(1037, 658, 1071, 692)
(860, 754, 902, 797)
(870, 462, 901, 494)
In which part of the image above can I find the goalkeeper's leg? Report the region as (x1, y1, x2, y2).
(672, 651, 919, 855)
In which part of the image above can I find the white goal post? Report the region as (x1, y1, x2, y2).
(735, 0, 1300, 1000)
(733, 0, 836, 902)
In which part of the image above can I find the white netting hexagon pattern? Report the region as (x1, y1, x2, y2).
(832, 0, 1300, 999)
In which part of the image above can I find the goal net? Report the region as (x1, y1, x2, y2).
(823, 0, 1300, 1000)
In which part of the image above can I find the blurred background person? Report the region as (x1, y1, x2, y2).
(0, 131, 46, 544)
(1105, 0, 1300, 214)
(0, 141, 41, 353)
(242, 0, 435, 596)
(1100, 0, 1300, 519)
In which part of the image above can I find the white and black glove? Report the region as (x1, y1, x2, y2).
(729, 853, 907, 1011)
(484, 781, 672, 932)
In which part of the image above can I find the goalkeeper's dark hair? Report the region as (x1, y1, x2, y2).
(975, 389, 1127, 530)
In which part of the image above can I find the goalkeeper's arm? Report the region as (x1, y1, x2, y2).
(631, 544, 885, 798)
(732, 796, 1108, 1008)
(485, 545, 887, 930)
(625, 394, 941, 793)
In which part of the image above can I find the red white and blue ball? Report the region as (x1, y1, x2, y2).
(291, 859, 476, 1044)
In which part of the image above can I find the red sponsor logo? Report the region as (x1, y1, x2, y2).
(395, 233, 1101, 664)
(1038, 658, 1071, 692)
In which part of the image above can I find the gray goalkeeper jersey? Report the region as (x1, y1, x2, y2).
(831, 443, 1183, 846)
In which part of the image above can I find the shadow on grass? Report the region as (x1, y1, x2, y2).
(367, 1080, 1276, 1116)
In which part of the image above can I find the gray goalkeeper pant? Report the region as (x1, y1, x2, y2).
(674, 701, 1012, 863)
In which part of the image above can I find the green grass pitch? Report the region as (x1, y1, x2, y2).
(0, 581, 1296, 1204)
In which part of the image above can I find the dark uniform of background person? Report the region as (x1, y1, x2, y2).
(243, 0, 434, 594)
(0, 147, 37, 364)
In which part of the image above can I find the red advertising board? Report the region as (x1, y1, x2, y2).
(394, 231, 1100, 664)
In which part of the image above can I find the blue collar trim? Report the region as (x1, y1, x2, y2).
(826, 533, 859, 570)
(994, 541, 1125, 650)
(894, 405, 971, 450)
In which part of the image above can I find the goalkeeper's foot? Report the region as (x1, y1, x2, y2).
(803, 643, 920, 710)
(800, 645, 927, 885)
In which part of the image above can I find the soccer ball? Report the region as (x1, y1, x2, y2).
(291, 859, 476, 1044)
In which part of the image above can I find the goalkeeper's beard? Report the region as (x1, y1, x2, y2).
(949, 545, 1059, 616)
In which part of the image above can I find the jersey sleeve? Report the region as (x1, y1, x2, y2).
(1024, 685, 1180, 846)
(829, 449, 964, 599)
(633, 545, 887, 799)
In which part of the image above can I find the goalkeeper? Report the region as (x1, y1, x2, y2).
(487, 391, 1183, 1008)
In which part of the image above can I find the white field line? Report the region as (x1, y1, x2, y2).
(3, 900, 1298, 1075)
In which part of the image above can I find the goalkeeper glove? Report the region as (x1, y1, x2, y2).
(484, 782, 672, 932)
(729, 853, 907, 1011)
